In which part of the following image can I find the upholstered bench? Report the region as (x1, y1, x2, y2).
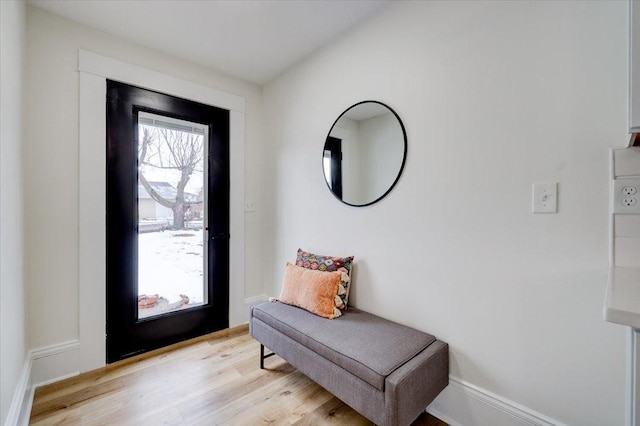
(250, 301, 449, 426)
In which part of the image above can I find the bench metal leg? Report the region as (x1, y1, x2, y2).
(260, 344, 276, 369)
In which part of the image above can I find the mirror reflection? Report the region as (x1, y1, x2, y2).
(323, 101, 407, 206)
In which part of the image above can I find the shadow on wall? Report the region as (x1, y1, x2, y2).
(347, 260, 362, 308)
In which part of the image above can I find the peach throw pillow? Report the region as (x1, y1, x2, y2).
(278, 262, 342, 319)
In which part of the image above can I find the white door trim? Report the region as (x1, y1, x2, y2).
(78, 49, 245, 372)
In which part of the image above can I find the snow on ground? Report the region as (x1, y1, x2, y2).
(138, 230, 205, 308)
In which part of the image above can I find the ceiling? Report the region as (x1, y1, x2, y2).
(28, 0, 390, 85)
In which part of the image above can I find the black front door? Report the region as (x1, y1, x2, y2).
(106, 80, 229, 363)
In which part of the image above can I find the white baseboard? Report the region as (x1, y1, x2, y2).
(242, 295, 269, 322)
(17, 386, 34, 426)
(30, 340, 80, 388)
(9, 339, 567, 426)
(244, 295, 269, 305)
(5, 340, 81, 426)
(4, 354, 31, 426)
(427, 376, 567, 426)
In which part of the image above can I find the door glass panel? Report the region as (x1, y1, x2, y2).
(137, 111, 207, 320)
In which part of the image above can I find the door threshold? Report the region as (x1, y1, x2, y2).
(109, 323, 248, 368)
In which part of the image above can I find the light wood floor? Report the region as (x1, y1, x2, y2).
(30, 326, 448, 425)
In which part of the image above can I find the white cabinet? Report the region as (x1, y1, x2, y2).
(632, 0, 640, 133)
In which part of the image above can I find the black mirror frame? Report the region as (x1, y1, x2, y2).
(323, 100, 408, 207)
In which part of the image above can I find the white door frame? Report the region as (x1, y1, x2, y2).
(78, 50, 246, 372)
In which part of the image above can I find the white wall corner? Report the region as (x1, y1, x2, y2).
(4, 354, 31, 426)
(427, 377, 567, 426)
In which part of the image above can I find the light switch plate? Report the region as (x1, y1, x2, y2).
(532, 183, 557, 213)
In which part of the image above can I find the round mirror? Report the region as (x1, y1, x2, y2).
(323, 101, 407, 207)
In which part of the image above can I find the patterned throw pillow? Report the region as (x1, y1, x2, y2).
(296, 249, 354, 309)
(277, 262, 343, 319)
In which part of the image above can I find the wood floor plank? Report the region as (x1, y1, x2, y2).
(131, 406, 186, 426)
(76, 365, 241, 426)
(278, 376, 335, 424)
(229, 350, 261, 376)
(30, 365, 160, 422)
(30, 330, 448, 426)
(176, 361, 297, 423)
(191, 369, 313, 425)
(33, 326, 249, 404)
(292, 396, 371, 426)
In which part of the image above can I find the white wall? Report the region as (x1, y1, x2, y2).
(0, 1, 27, 424)
(24, 6, 267, 350)
(263, 1, 628, 425)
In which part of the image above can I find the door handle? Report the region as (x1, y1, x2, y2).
(211, 232, 230, 240)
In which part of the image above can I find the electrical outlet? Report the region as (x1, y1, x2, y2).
(613, 178, 640, 214)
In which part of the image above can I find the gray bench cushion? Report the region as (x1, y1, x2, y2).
(251, 301, 436, 391)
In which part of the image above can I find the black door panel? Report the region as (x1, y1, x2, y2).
(106, 81, 229, 363)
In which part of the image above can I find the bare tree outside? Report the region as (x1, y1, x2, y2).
(138, 125, 204, 229)
(136, 115, 207, 319)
